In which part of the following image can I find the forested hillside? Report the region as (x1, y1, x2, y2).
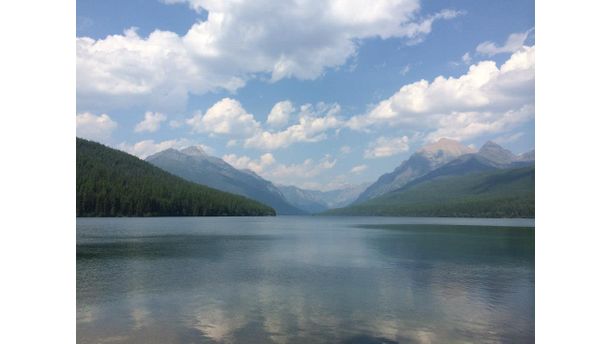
(325, 167, 534, 218)
(146, 147, 305, 215)
(76, 138, 275, 217)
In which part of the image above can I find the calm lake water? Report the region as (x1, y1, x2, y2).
(77, 216, 534, 344)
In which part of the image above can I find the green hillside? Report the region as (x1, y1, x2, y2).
(76, 138, 275, 217)
(325, 167, 534, 218)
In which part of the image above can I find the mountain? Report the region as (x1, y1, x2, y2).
(517, 149, 535, 162)
(400, 150, 534, 190)
(325, 166, 535, 218)
(478, 141, 519, 164)
(477, 141, 536, 166)
(76, 138, 275, 217)
(276, 186, 329, 214)
(277, 183, 370, 213)
(327, 140, 535, 218)
(146, 147, 305, 215)
(354, 138, 475, 203)
(316, 183, 371, 208)
(411, 153, 502, 182)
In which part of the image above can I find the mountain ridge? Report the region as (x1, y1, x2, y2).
(353, 139, 534, 204)
(325, 166, 534, 218)
(277, 183, 370, 213)
(354, 138, 475, 203)
(146, 147, 306, 215)
(76, 138, 275, 217)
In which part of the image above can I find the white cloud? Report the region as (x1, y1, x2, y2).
(425, 105, 534, 142)
(223, 152, 337, 187)
(340, 145, 352, 154)
(364, 136, 410, 158)
(184, 98, 344, 150)
(400, 64, 411, 75)
(117, 138, 199, 159)
(77, 1, 461, 110)
(399, 9, 465, 46)
(245, 102, 343, 150)
(76, 112, 117, 141)
(267, 100, 294, 127)
(476, 30, 532, 56)
(134, 111, 167, 133)
(350, 164, 368, 174)
(268, 155, 337, 181)
(461, 52, 472, 64)
(348, 45, 535, 141)
(76, 28, 219, 112)
(186, 98, 260, 136)
(222, 152, 276, 174)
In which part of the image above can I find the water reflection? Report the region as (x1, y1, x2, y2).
(77, 217, 534, 343)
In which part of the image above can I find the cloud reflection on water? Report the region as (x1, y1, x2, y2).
(77, 218, 534, 343)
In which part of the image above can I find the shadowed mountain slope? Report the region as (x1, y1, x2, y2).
(76, 138, 275, 217)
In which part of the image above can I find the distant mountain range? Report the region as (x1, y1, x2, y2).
(144, 139, 533, 217)
(146, 147, 367, 215)
(355, 139, 533, 203)
(146, 147, 305, 215)
(326, 166, 534, 217)
(76, 138, 275, 217)
(277, 183, 370, 214)
(77, 136, 533, 218)
(327, 139, 534, 218)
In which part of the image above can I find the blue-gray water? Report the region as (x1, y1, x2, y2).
(77, 216, 534, 343)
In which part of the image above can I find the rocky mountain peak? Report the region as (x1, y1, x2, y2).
(478, 141, 517, 164)
(417, 138, 476, 166)
(180, 146, 208, 157)
(419, 138, 475, 156)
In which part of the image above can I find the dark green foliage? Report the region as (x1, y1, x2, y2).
(325, 167, 534, 218)
(76, 138, 275, 217)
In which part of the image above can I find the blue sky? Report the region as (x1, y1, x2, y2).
(76, 0, 534, 190)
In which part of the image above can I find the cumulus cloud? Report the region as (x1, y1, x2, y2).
(77, 1, 461, 110)
(116, 138, 198, 159)
(340, 145, 352, 154)
(222, 152, 276, 174)
(364, 136, 410, 158)
(425, 105, 534, 142)
(76, 28, 220, 112)
(134, 111, 167, 133)
(184, 98, 344, 150)
(348, 45, 535, 142)
(76, 112, 118, 141)
(245, 102, 344, 150)
(267, 100, 294, 128)
(186, 98, 260, 136)
(476, 30, 532, 56)
(223, 152, 337, 187)
(350, 164, 368, 174)
(268, 154, 337, 181)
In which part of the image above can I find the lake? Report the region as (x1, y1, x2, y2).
(77, 216, 534, 343)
